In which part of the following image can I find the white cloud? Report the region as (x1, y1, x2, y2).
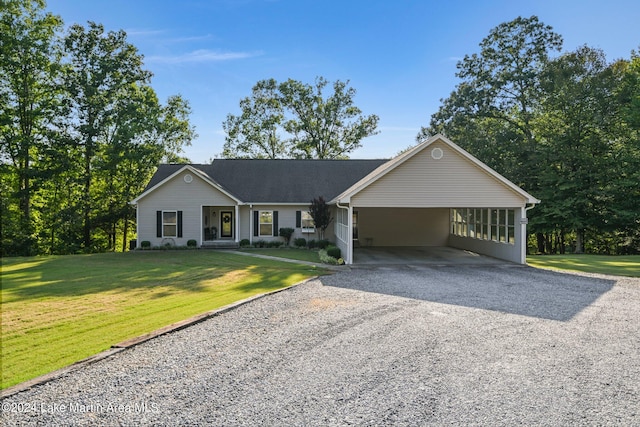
(146, 49, 262, 64)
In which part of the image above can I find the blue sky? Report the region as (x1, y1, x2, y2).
(46, 0, 639, 162)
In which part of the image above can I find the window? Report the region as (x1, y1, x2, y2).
(450, 208, 514, 245)
(163, 211, 177, 237)
(259, 211, 273, 236)
(301, 211, 315, 233)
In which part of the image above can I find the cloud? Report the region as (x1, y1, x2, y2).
(146, 49, 262, 64)
(125, 28, 167, 37)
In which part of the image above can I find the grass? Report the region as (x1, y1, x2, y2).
(239, 247, 322, 263)
(527, 254, 640, 277)
(0, 251, 324, 390)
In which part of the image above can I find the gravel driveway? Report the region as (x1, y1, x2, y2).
(2, 265, 639, 426)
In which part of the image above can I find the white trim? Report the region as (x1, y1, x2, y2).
(258, 210, 274, 237)
(131, 165, 241, 205)
(162, 210, 178, 238)
(331, 134, 540, 205)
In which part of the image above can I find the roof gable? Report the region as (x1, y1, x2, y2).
(332, 134, 540, 205)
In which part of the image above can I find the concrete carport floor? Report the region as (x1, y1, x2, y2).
(352, 246, 510, 266)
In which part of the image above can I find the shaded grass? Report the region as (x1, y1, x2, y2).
(1, 251, 324, 389)
(239, 247, 321, 263)
(527, 254, 640, 277)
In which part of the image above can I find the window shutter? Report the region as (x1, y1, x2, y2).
(156, 211, 162, 237)
(177, 211, 183, 238)
(296, 211, 301, 228)
(273, 211, 278, 236)
(253, 211, 259, 236)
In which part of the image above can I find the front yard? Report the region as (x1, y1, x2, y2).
(1, 251, 323, 389)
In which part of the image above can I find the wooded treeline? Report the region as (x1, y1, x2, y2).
(1, 0, 195, 256)
(421, 16, 640, 255)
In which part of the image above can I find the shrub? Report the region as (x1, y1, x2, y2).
(307, 239, 317, 249)
(279, 227, 294, 246)
(239, 239, 251, 247)
(140, 241, 151, 249)
(319, 249, 340, 265)
(267, 241, 282, 248)
(253, 240, 266, 248)
(187, 239, 197, 248)
(294, 238, 307, 248)
(327, 246, 341, 259)
(317, 239, 330, 249)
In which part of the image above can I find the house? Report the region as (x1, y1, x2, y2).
(131, 134, 540, 264)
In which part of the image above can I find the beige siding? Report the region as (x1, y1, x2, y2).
(352, 141, 526, 208)
(137, 170, 237, 246)
(244, 205, 336, 244)
(356, 208, 449, 246)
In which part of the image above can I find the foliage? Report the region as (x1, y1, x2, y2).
(316, 239, 330, 249)
(223, 77, 379, 159)
(140, 240, 151, 249)
(279, 227, 295, 246)
(0, 1, 194, 256)
(294, 237, 307, 248)
(309, 196, 333, 240)
(1, 251, 319, 388)
(327, 245, 341, 259)
(318, 248, 342, 265)
(419, 15, 640, 255)
(239, 238, 251, 247)
(187, 239, 197, 248)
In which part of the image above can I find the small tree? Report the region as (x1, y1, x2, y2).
(279, 227, 294, 246)
(309, 197, 332, 240)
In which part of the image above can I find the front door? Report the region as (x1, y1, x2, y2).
(220, 211, 233, 238)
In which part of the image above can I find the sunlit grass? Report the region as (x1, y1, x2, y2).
(527, 254, 640, 277)
(1, 251, 324, 389)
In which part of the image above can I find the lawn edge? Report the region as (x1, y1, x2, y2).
(0, 276, 318, 399)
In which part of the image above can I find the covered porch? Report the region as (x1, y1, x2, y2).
(202, 205, 239, 245)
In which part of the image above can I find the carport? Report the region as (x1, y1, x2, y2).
(353, 246, 507, 265)
(331, 135, 539, 265)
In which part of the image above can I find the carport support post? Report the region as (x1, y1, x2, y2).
(520, 205, 533, 264)
(347, 204, 353, 264)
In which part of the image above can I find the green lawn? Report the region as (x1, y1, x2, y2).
(1, 251, 324, 389)
(527, 254, 640, 277)
(239, 247, 322, 263)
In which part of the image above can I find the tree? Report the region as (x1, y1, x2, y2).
(0, 0, 62, 255)
(222, 78, 287, 159)
(421, 16, 562, 188)
(223, 77, 379, 159)
(62, 22, 152, 250)
(309, 196, 332, 240)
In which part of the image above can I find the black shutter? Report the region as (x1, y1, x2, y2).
(177, 211, 183, 237)
(273, 211, 278, 236)
(296, 211, 301, 228)
(253, 211, 259, 236)
(156, 211, 162, 237)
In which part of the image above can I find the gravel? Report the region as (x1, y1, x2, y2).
(2, 265, 639, 426)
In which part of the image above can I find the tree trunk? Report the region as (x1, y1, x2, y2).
(575, 229, 584, 254)
(122, 213, 129, 252)
(536, 232, 545, 254)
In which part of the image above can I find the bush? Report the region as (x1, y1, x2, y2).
(317, 239, 331, 249)
(279, 227, 294, 246)
(294, 238, 307, 248)
(240, 239, 251, 247)
(319, 249, 343, 265)
(327, 246, 341, 259)
(140, 241, 151, 249)
(267, 241, 282, 248)
(187, 239, 197, 248)
(307, 239, 317, 249)
(253, 240, 266, 248)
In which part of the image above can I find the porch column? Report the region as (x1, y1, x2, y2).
(347, 204, 353, 264)
(235, 205, 239, 243)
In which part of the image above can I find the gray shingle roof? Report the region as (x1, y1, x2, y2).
(144, 159, 389, 203)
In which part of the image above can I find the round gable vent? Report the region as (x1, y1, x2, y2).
(184, 174, 193, 183)
(431, 147, 444, 160)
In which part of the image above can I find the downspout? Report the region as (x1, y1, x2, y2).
(336, 201, 352, 265)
